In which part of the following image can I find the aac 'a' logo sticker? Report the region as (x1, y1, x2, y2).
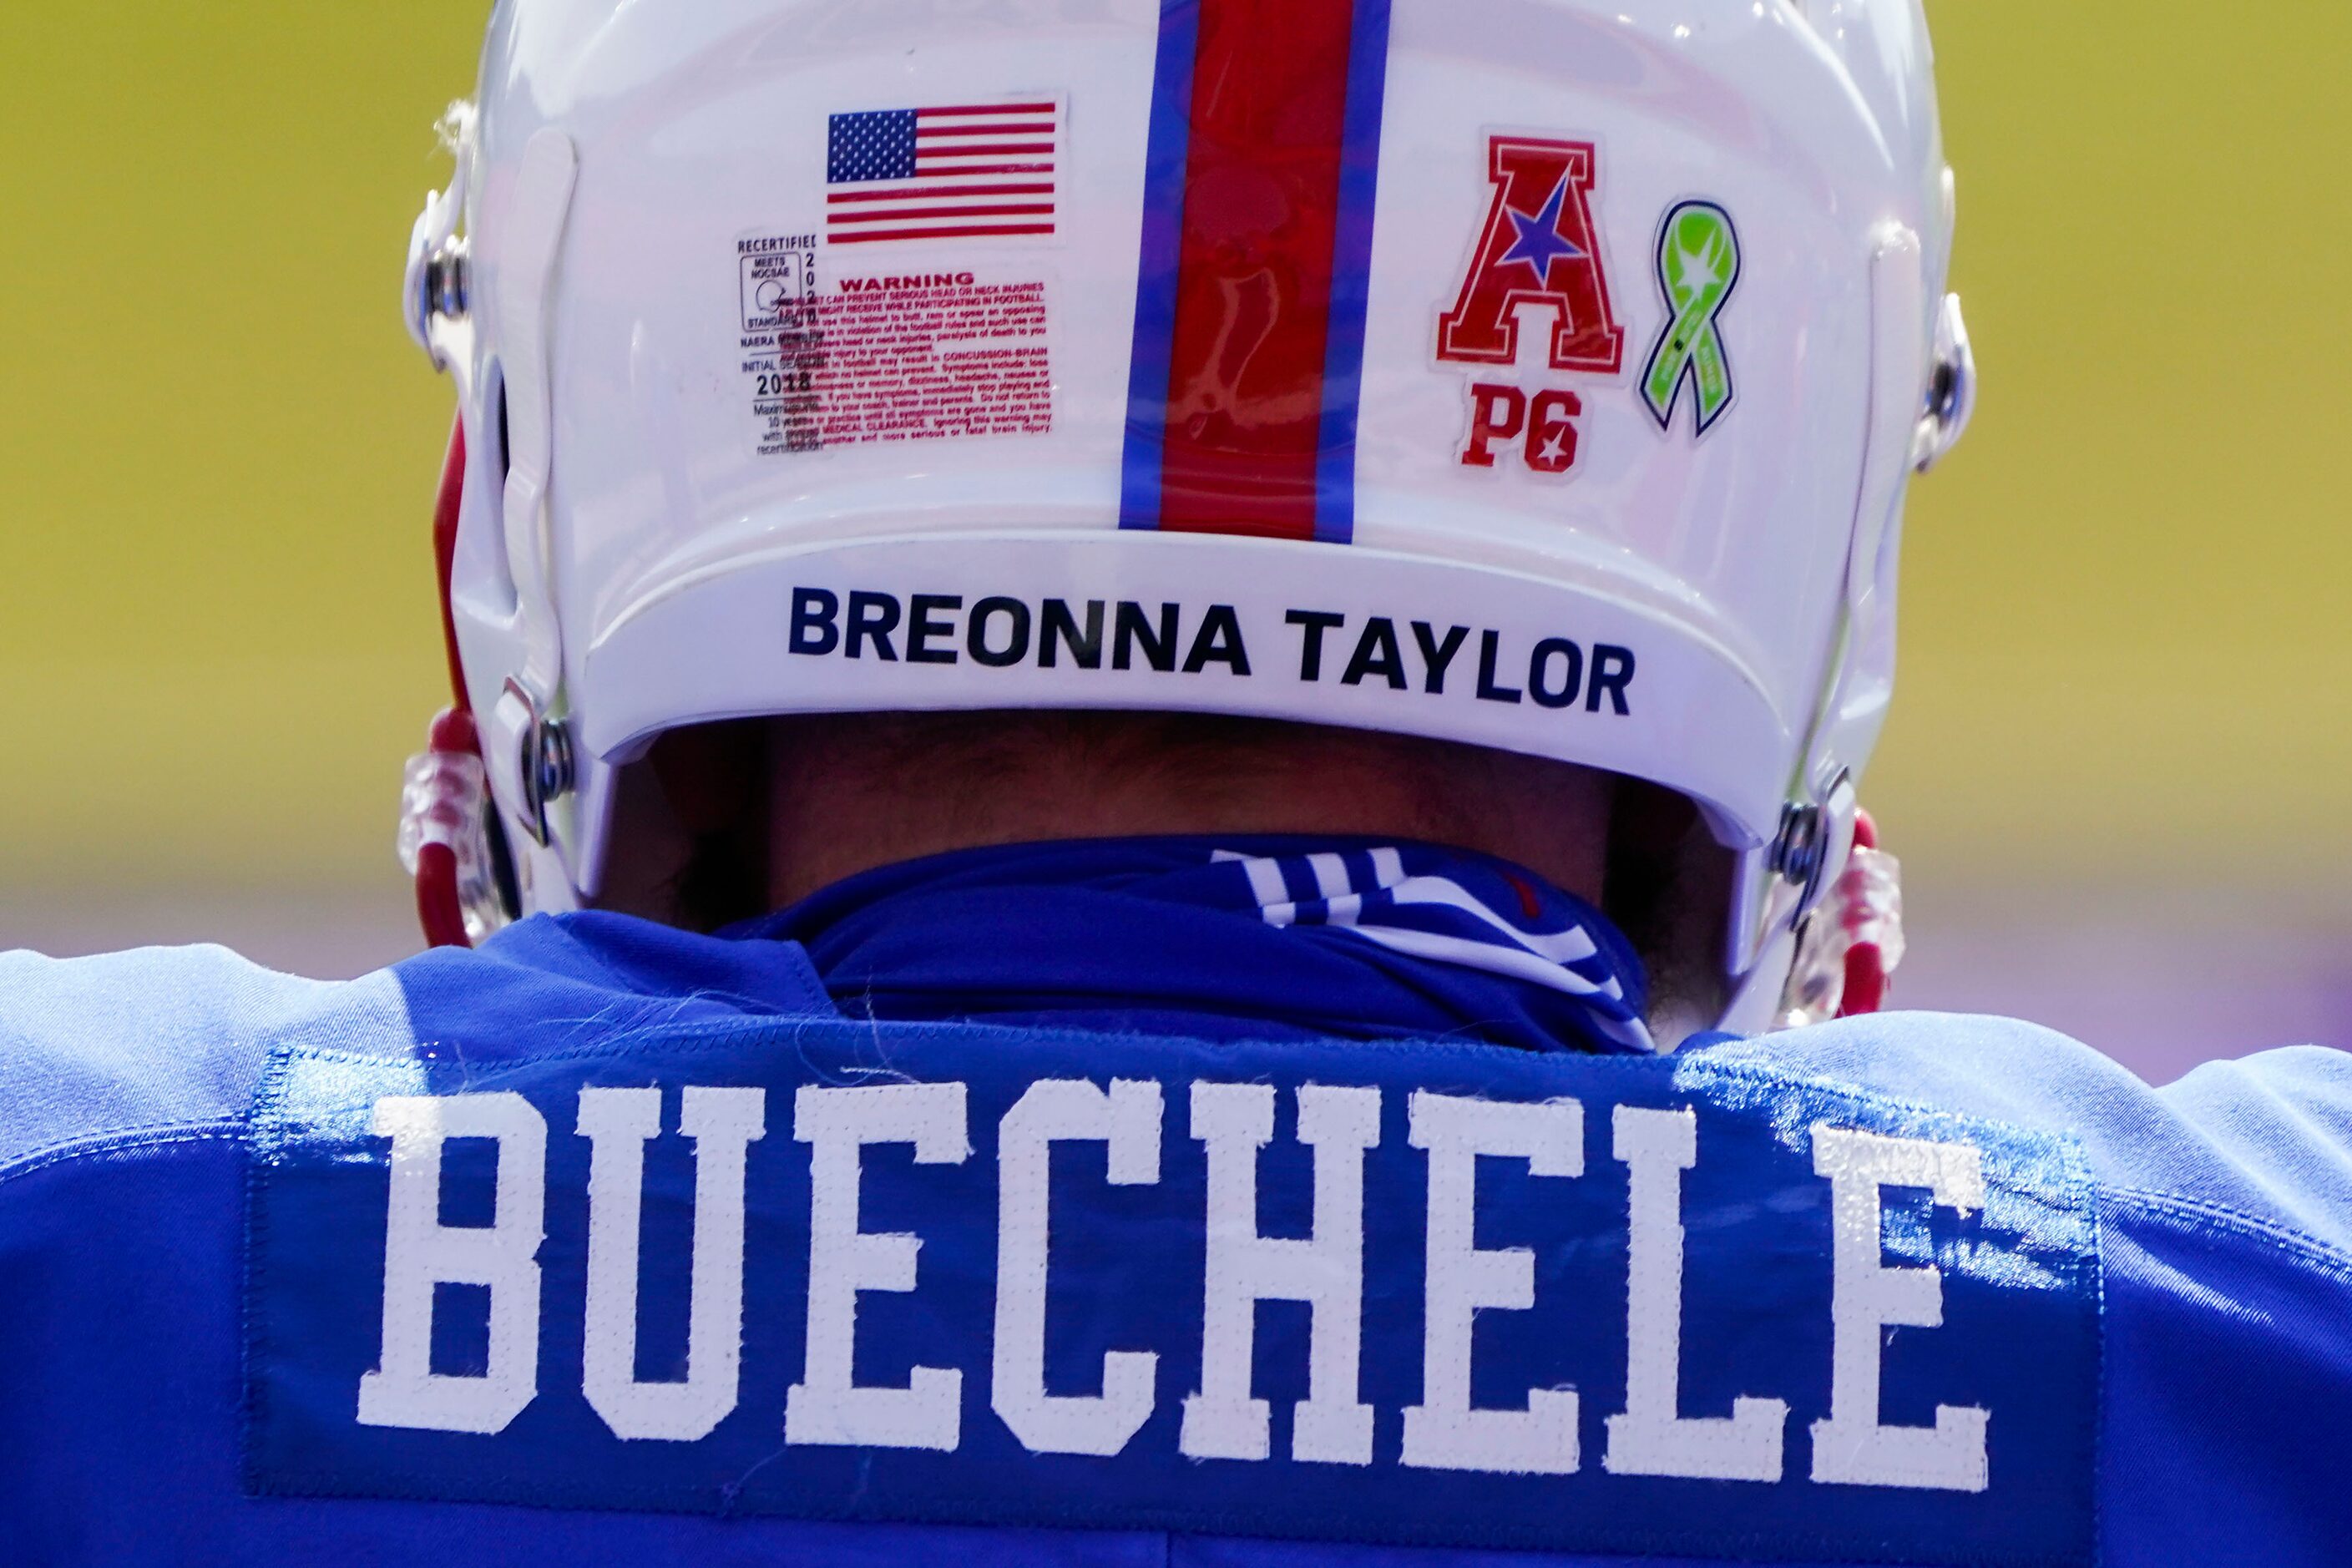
(1638, 200, 1742, 438)
(1436, 136, 1626, 374)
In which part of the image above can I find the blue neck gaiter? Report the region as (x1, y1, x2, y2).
(734, 836, 1652, 1055)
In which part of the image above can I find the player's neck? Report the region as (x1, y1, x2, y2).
(757, 711, 1614, 909)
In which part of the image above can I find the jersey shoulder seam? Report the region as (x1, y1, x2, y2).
(0, 1118, 248, 1192)
(2101, 1181, 2352, 1282)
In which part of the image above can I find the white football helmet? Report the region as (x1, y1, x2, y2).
(398, 0, 1973, 1038)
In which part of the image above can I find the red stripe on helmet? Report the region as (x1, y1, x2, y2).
(1154, 0, 1359, 541)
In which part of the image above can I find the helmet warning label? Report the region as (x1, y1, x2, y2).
(736, 233, 1053, 456)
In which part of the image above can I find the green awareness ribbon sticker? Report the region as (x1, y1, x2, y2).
(1640, 200, 1742, 438)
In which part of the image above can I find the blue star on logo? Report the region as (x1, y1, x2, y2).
(1500, 176, 1586, 278)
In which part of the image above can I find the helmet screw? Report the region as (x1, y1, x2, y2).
(423, 241, 469, 324)
(515, 715, 575, 847)
(1912, 292, 1975, 473)
(1772, 802, 1824, 889)
(534, 717, 575, 806)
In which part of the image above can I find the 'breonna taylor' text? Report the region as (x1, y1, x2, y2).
(788, 587, 1639, 716)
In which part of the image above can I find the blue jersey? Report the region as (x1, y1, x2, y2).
(3, 850, 2349, 1565)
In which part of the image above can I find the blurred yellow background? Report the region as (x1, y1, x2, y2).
(1, 3, 2344, 1061)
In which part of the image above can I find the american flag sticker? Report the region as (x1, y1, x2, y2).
(826, 100, 1060, 245)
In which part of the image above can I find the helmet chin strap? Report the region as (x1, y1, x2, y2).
(408, 707, 485, 949)
(1775, 807, 1904, 1027)
(1833, 811, 1897, 1017)
(404, 417, 494, 949)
